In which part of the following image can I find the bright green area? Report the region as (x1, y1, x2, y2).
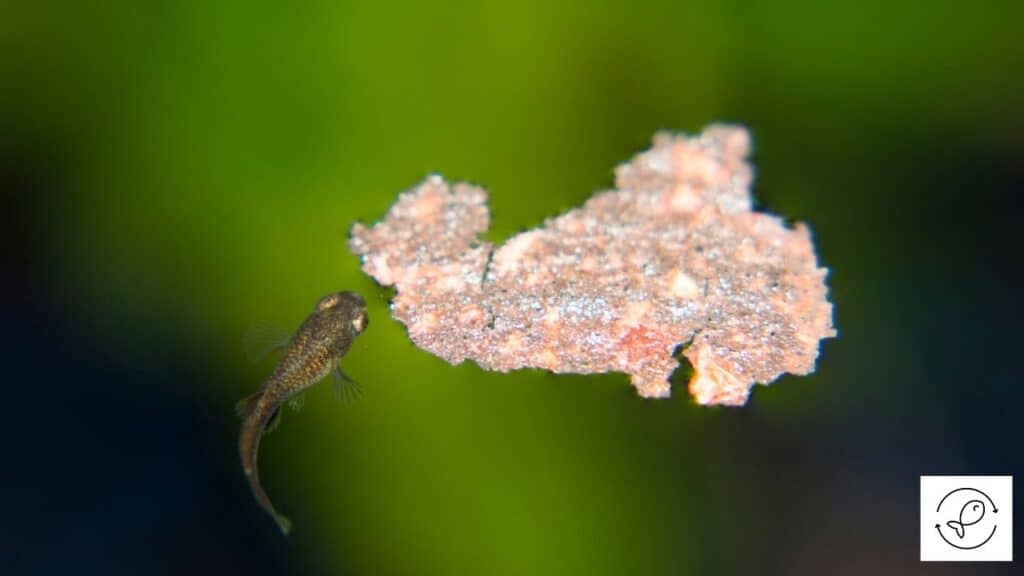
(6, 1, 1021, 574)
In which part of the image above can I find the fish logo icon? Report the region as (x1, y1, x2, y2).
(946, 499, 985, 539)
(934, 488, 999, 550)
(920, 475, 1013, 562)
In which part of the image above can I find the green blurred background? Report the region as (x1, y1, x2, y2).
(4, 1, 1022, 575)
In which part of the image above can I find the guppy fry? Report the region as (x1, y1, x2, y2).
(237, 291, 368, 535)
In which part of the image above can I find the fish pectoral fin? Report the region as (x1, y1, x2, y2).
(235, 391, 262, 418)
(264, 407, 282, 434)
(946, 520, 965, 539)
(243, 322, 292, 363)
(288, 393, 305, 412)
(333, 367, 363, 404)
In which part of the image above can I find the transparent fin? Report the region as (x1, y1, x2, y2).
(288, 393, 304, 412)
(332, 368, 363, 404)
(244, 322, 292, 363)
(265, 408, 282, 434)
(235, 391, 261, 418)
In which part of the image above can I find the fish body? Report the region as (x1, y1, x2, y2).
(945, 499, 985, 539)
(237, 291, 368, 534)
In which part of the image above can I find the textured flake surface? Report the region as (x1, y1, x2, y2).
(350, 125, 835, 405)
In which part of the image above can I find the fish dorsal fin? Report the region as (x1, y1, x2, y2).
(244, 322, 292, 362)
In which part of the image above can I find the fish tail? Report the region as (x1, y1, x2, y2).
(275, 514, 293, 535)
(243, 456, 293, 536)
(239, 397, 293, 535)
(946, 520, 965, 539)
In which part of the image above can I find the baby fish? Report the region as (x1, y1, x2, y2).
(237, 291, 369, 535)
(946, 499, 985, 539)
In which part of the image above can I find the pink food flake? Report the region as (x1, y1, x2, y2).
(349, 125, 836, 405)
(618, 326, 670, 364)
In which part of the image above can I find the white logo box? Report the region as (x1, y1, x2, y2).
(920, 475, 1013, 562)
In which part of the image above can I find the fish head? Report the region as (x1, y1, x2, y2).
(960, 499, 985, 526)
(314, 291, 369, 341)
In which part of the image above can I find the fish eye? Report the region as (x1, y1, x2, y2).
(351, 311, 368, 332)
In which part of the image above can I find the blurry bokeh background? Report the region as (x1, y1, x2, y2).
(4, 1, 1022, 574)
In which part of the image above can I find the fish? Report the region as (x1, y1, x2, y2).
(946, 499, 985, 539)
(236, 291, 369, 535)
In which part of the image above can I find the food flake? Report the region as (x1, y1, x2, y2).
(350, 125, 835, 405)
